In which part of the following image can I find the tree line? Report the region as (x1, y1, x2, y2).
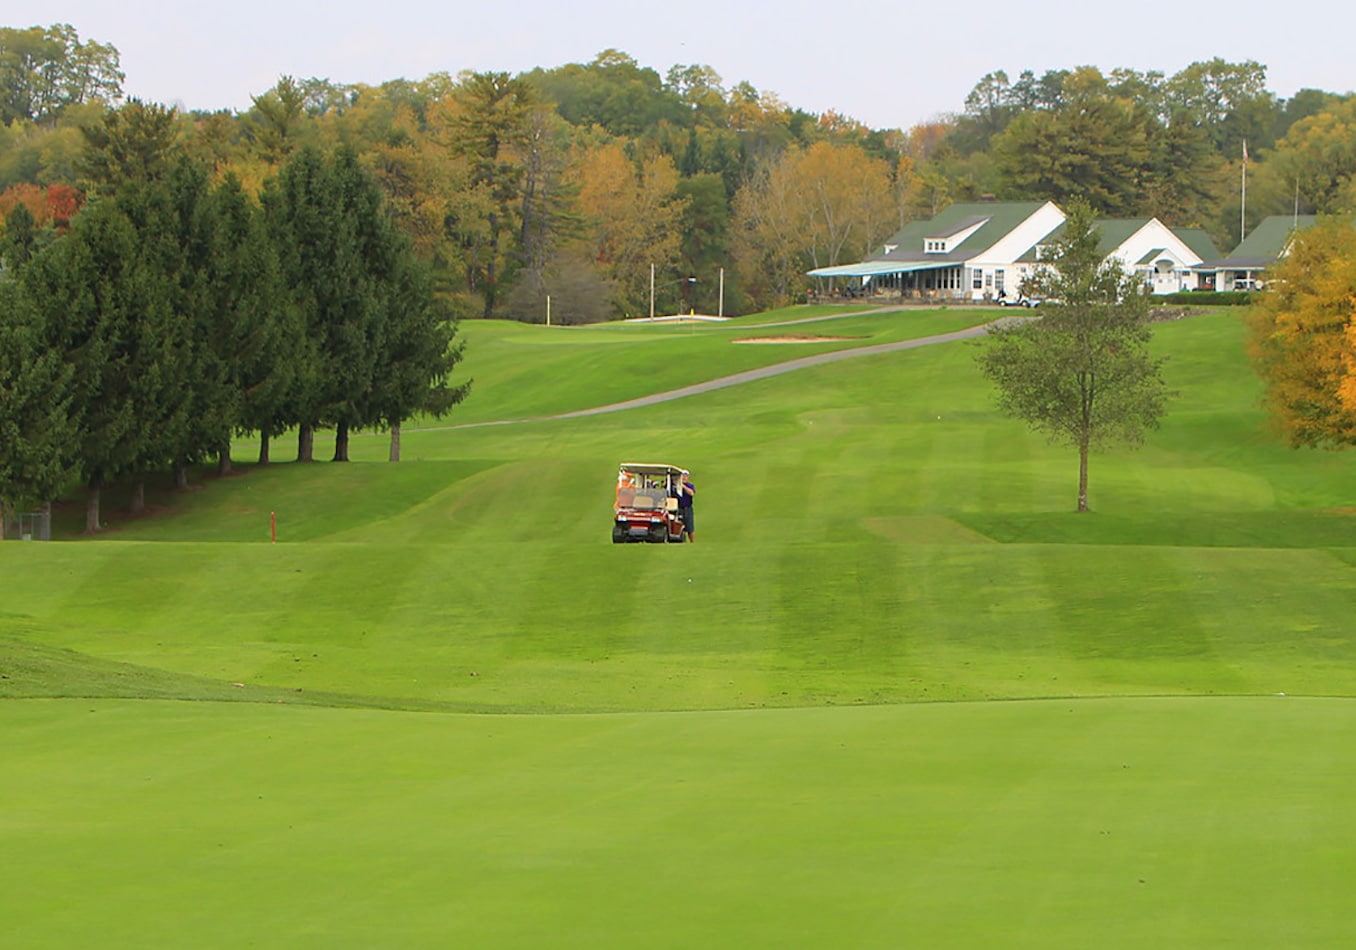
(4, 26, 1355, 525)
(5, 26, 1353, 322)
(1, 128, 466, 533)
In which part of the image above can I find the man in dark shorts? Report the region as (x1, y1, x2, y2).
(677, 470, 695, 542)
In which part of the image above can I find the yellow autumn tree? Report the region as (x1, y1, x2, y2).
(1249, 219, 1356, 447)
(733, 141, 895, 307)
(571, 140, 687, 317)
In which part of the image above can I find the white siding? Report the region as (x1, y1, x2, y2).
(1105, 219, 1205, 295)
(964, 202, 1066, 300)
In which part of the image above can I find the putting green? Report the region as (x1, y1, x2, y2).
(5, 696, 1354, 948)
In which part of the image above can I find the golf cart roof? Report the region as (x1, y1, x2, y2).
(619, 462, 687, 475)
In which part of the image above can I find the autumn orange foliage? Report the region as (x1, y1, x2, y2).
(1248, 219, 1356, 447)
(0, 183, 85, 231)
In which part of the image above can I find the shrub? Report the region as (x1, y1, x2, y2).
(1158, 290, 1253, 306)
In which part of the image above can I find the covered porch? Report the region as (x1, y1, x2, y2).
(806, 260, 966, 301)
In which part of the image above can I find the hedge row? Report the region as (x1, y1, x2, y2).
(1158, 291, 1255, 306)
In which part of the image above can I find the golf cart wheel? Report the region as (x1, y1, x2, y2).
(648, 524, 667, 544)
(612, 524, 627, 544)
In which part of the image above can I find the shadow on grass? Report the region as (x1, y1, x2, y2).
(956, 509, 1356, 548)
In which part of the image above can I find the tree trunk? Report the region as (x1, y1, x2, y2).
(217, 445, 232, 477)
(1077, 441, 1090, 513)
(297, 424, 314, 463)
(483, 215, 501, 318)
(174, 461, 189, 491)
(389, 423, 401, 462)
(130, 480, 145, 515)
(86, 483, 102, 533)
(259, 432, 271, 465)
(333, 421, 350, 462)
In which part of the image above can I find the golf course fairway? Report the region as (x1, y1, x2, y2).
(4, 307, 1356, 946)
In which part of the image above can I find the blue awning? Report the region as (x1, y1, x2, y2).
(806, 260, 958, 278)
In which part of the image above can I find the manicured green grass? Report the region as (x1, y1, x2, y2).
(442, 305, 988, 424)
(5, 306, 1356, 946)
(6, 697, 1355, 948)
(7, 309, 1356, 711)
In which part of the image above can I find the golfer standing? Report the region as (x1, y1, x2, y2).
(677, 470, 695, 542)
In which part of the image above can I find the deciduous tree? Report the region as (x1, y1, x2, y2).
(572, 140, 686, 315)
(732, 141, 893, 307)
(1249, 219, 1356, 447)
(0, 24, 122, 125)
(977, 203, 1172, 512)
(992, 76, 1154, 216)
(448, 71, 536, 318)
(1255, 97, 1356, 216)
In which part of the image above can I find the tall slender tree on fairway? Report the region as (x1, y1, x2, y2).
(0, 281, 76, 537)
(976, 202, 1172, 512)
(370, 256, 470, 461)
(264, 145, 460, 461)
(209, 174, 305, 468)
(264, 146, 379, 461)
(20, 199, 153, 530)
(114, 166, 213, 503)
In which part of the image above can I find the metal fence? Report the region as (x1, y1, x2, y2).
(3, 510, 52, 541)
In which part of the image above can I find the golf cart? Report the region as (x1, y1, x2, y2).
(613, 463, 688, 543)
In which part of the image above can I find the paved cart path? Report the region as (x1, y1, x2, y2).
(419, 318, 1003, 433)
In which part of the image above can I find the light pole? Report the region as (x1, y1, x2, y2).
(650, 268, 697, 318)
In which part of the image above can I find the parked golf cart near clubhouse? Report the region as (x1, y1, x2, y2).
(613, 463, 688, 543)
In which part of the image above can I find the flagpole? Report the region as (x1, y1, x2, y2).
(1240, 140, 1248, 241)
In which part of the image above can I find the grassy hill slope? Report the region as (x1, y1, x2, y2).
(6, 305, 1356, 947)
(5, 307, 1355, 712)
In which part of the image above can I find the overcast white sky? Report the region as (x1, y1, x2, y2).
(21, 1, 1355, 130)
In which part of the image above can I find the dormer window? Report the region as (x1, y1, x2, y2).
(923, 216, 989, 255)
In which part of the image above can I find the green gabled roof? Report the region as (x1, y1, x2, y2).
(874, 201, 1049, 262)
(1136, 248, 1168, 265)
(1089, 219, 1152, 254)
(1172, 227, 1222, 261)
(1230, 215, 1319, 259)
(1015, 217, 1150, 262)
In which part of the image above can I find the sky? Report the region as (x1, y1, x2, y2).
(22, 1, 1355, 130)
